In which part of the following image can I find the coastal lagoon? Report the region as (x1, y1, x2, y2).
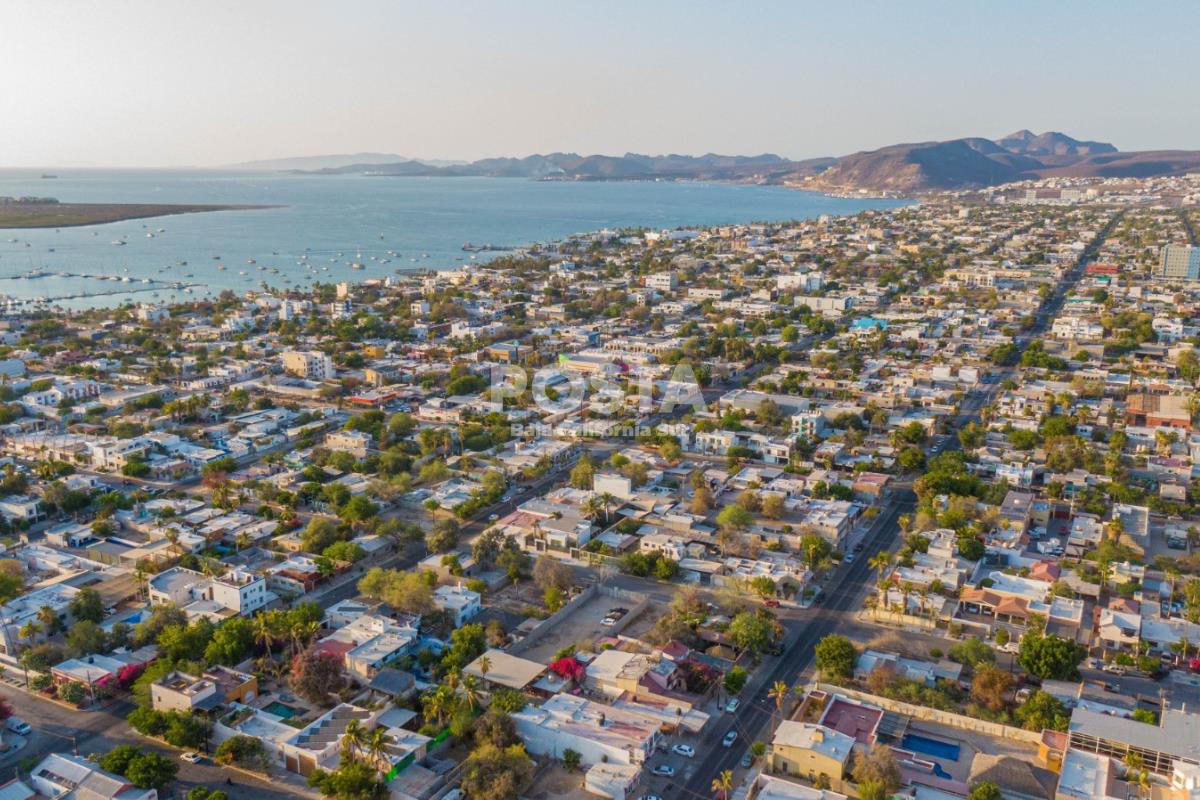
(0, 170, 909, 309)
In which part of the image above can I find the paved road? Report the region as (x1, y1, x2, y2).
(0, 687, 308, 799)
(673, 489, 915, 798)
(680, 209, 1125, 798)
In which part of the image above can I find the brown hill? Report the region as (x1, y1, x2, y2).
(806, 131, 1199, 193)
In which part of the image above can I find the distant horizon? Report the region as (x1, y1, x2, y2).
(2, 1, 1199, 168)
(0, 129, 1171, 172)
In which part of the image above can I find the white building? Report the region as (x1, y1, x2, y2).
(26, 752, 158, 800)
(432, 583, 482, 627)
(147, 566, 271, 620)
(513, 693, 662, 766)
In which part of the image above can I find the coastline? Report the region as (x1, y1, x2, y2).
(0, 202, 279, 229)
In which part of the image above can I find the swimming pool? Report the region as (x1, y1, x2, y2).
(264, 701, 299, 719)
(901, 733, 961, 762)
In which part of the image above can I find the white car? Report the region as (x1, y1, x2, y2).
(652, 764, 675, 777)
(725, 698, 741, 713)
(722, 731, 738, 747)
(5, 718, 30, 736)
(672, 744, 696, 758)
(180, 752, 203, 764)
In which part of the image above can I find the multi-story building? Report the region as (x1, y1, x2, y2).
(148, 566, 271, 620)
(281, 350, 335, 380)
(1158, 244, 1200, 281)
(769, 721, 855, 789)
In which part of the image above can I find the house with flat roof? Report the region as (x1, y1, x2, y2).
(512, 693, 662, 766)
(151, 666, 257, 712)
(432, 583, 481, 627)
(769, 721, 855, 791)
(1068, 706, 1200, 775)
(26, 752, 157, 800)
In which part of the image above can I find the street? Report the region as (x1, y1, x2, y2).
(0, 687, 308, 799)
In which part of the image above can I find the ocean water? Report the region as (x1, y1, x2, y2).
(0, 170, 908, 309)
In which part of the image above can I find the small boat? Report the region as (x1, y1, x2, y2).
(247, 259, 256, 264)
(111, 240, 125, 246)
(350, 262, 364, 270)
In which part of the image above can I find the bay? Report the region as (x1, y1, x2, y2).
(0, 170, 908, 309)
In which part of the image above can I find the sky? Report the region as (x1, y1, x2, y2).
(2, 0, 1198, 167)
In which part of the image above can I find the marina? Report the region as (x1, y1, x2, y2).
(0, 170, 906, 309)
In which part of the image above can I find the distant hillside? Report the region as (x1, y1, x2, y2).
(282, 131, 1200, 193)
(995, 130, 1117, 157)
(807, 131, 1200, 192)
(230, 153, 415, 171)
(307, 152, 831, 181)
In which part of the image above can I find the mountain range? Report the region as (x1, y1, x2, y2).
(280, 131, 1200, 193)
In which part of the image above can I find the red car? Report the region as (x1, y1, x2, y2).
(763, 599, 780, 608)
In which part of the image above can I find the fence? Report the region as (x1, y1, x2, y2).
(507, 582, 649, 657)
(815, 683, 1044, 745)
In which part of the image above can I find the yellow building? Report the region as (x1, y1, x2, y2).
(769, 722, 855, 790)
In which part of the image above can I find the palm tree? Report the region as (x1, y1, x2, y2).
(597, 492, 617, 522)
(254, 611, 278, 664)
(768, 680, 790, 724)
(711, 769, 733, 800)
(423, 684, 456, 727)
(868, 551, 892, 592)
(36, 606, 59, 637)
(18, 621, 40, 647)
(341, 718, 367, 762)
(363, 726, 393, 771)
(582, 496, 605, 521)
(477, 655, 492, 683)
(460, 674, 482, 712)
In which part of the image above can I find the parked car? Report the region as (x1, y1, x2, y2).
(722, 731, 738, 747)
(672, 744, 695, 758)
(1085, 657, 1104, 671)
(1102, 662, 1127, 676)
(638, 796, 664, 800)
(843, 554, 855, 564)
(725, 698, 741, 713)
(853, 542, 865, 552)
(740, 752, 754, 768)
(652, 764, 675, 777)
(181, 752, 203, 764)
(5, 718, 30, 736)
(762, 598, 780, 608)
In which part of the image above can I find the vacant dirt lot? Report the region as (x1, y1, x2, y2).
(520, 591, 641, 662)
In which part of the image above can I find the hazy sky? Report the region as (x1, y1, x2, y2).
(3, 0, 1198, 167)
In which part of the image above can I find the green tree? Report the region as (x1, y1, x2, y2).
(724, 665, 748, 695)
(948, 636, 996, 669)
(307, 759, 387, 800)
(68, 587, 104, 623)
(1014, 690, 1070, 732)
(967, 782, 1003, 800)
(1018, 631, 1085, 680)
(815, 634, 857, 681)
(98, 746, 179, 790)
(460, 742, 535, 800)
(728, 611, 775, 656)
